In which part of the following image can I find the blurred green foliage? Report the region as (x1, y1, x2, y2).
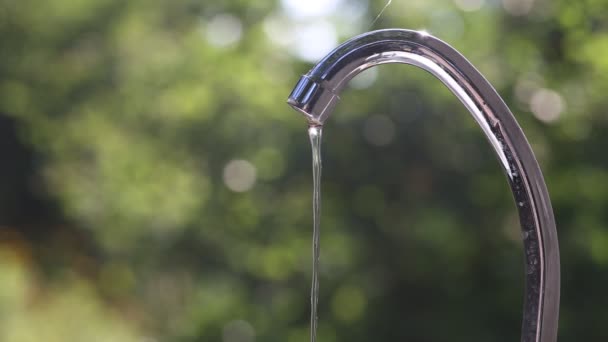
(2, 0, 608, 341)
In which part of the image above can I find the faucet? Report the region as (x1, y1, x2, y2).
(287, 29, 560, 342)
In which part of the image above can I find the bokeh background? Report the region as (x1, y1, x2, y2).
(1, 0, 607, 340)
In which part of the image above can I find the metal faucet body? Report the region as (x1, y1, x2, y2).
(288, 29, 560, 342)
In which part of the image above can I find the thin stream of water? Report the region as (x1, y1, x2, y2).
(308, 125, 323, 342)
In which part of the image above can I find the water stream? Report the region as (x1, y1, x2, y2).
(308, 124, 323, 342)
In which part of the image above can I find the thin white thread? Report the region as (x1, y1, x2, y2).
(369, 0, 393, 29)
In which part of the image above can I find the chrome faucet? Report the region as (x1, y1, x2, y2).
(287, 29, 560, 342)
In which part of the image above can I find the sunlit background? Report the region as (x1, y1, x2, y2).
(1, 0, 608, 340)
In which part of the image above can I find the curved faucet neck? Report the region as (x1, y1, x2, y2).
(288, 29, 498, 126)
(287, 28, 560, 342)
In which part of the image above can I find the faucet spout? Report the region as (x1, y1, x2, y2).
(287, 29, 560, 342)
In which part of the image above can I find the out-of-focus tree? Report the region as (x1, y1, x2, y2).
(1, 0, 608, 341)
